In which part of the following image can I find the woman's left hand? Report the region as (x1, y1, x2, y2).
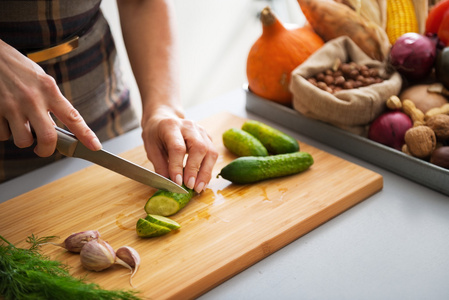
(141, 108, 218, 194)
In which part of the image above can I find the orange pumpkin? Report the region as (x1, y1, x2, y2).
(246, 6, 324, 106)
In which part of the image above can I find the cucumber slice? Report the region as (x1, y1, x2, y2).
(144, 186, 195, 216)
(145, 214, 181, 230)
(136, 218, 171, 238)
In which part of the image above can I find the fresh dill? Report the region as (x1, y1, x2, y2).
(0, 235, 141, 300)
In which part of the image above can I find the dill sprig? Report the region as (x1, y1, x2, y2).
(0, 235, 141, 300)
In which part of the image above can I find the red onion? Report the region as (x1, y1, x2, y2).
(389, 33, 437, 81)
(368, 111, 413, 150)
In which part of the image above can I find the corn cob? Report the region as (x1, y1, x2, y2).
(385, 0, 419, 44)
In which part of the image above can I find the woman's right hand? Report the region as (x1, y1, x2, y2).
(0, 39, 102, 157)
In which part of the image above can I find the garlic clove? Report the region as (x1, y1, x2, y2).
(116, 246, 140, 287)
(80, 239, 116, 271)
(40, 230, 100, 253)
(64, 230, 100, 252)
(116, 246, 140, 269)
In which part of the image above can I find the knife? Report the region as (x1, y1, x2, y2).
(55, 126, 187, 194)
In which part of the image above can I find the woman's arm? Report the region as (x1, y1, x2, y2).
(117, 0, 218, 193)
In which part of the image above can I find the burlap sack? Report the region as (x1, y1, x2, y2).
(290, 36, 402, 136)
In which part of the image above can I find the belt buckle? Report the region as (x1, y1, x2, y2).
(27, 36, 79, 63)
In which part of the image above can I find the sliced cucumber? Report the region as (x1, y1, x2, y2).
(136, 218, 172, 238)
(145, 214, 181, 230)
(144, 186, 195, 216)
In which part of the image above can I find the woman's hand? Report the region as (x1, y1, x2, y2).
(0, 39, 101, 156)
(141, 107, 218, 193)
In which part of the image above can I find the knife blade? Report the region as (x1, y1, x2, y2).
(55, 126, 187, 194)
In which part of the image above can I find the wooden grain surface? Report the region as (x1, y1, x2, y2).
(0, 112, 383, 299)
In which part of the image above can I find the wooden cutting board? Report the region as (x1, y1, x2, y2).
(0, 112, 382, 299)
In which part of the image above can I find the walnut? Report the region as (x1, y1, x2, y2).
(426, 114, 449, 141)
(404, 126, 436, 158)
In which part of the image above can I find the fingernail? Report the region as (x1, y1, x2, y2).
(175, 174, 183, 186)
(195, 181, 205, 193)
(187, 176, 196, 189)
(91, 137, 102, 151)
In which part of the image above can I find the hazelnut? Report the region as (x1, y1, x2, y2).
(324, 75, 334, 85)
(426, 114, 449, 140)
(430, 146, 449, 169)
(349, 69, 359, 80)
(404, 126, 436, 158)
(334, 75, 345, 86)
(307, 78, 317, 86)
(369, 68, 379, 77)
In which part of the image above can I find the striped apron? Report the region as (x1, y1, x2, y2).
(0, 0, 139, 182)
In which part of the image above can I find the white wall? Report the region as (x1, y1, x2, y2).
(101, 0, 306, 119)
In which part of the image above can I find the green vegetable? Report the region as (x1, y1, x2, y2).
(222, 128, 268, 157)
(241, 120, 299, 154)
(0, 235, 140, 300)
(144, 185, 195, 216)
(136, 214, 181, 238)
(218, 152, 313, 184)
(136, 218, 172, 238)
(145, 214, 181, 230)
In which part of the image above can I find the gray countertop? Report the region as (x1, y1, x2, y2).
(1, 88, 449, 299)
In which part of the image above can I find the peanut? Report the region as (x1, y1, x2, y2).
(386, 95, 402, 110)
(402, 100, 425, 127)
(424, 103, 449, 121)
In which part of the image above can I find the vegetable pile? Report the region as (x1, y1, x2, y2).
(246, 1, 449, 170)
(218, 120, 313, 184)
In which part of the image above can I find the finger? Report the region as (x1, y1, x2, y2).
(183, 134, 209, 192)
(28, 113, 58, 157)
(0, 117, 11, 141)
(8, 117, 34, 148)
(144, 141, 170, 179)
(164, 130, 187, 187)
(50, 95, 101, 151)
(194, 141, 218, 193)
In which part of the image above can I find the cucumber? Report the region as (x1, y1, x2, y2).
(241, 120, 299, 154)
(136, 215, 181, 238)
(218, 152, 313, 184)
(222, 128, 268, 157)
(144, 185, 195, 216)
(136, 218, 172, 238)
(145, 214, 181, 230)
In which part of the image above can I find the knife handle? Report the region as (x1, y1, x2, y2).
(55, 127, 78, 157)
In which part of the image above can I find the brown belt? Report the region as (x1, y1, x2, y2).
(26, 36, 79, 63)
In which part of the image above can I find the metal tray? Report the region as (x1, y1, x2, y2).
(244, 86, 449, 196)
